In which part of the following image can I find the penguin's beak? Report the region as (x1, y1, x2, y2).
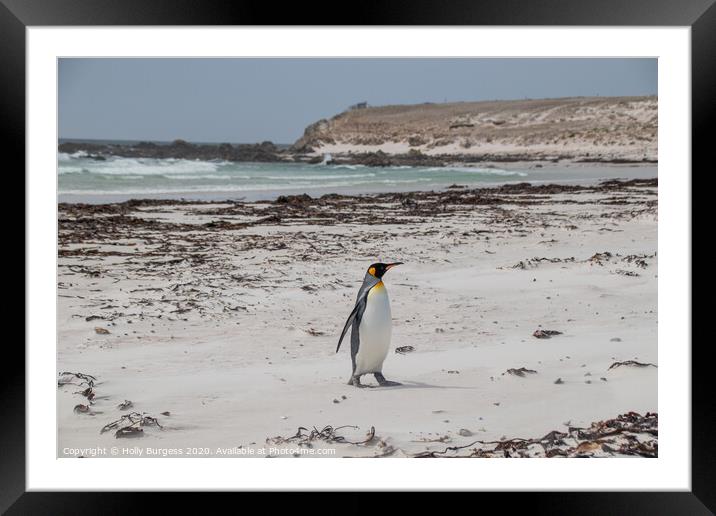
(385, 262, 403, 271)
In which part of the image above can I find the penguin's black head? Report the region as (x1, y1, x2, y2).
(367, 262, 403, 279)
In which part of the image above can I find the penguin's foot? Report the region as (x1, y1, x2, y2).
(374, 372, 402, 387)
(348, 375, 368, 388)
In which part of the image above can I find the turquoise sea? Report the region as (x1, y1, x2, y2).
(58, 152, 657, 203)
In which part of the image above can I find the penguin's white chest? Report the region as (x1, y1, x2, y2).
(355, 283, 392, 375)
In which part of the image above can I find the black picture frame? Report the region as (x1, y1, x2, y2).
(3, 0, 707, 511)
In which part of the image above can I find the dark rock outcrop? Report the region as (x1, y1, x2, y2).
(59, 140, 286, 163)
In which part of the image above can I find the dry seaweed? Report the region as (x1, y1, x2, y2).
(414, 412, 657, 458)
(100, 412, 163, 435)
(115, 427, 144, 439)
(57, 179, 656, 329)
(58, 372, 97, 388)
(117, 400, 133, 410)
(267, 425, 375, 447)
(533, 329, 562, 339)
(506, 367, 538, 377)
(512, 257, 575, 269)
(74, 387, 96, 401)
(608, 360, 658, 370)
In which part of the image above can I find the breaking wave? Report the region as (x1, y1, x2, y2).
(58, 155, 535, 199)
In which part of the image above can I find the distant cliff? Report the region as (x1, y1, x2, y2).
(292, 96, 657, 163)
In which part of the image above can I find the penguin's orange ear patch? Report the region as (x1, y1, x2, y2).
(368, 266, 376, 276)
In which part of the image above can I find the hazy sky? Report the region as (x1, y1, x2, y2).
(59, 58, 657, 144)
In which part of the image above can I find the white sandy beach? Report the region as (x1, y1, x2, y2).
(57, 179, 657, 458)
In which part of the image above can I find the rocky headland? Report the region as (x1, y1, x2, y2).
(59, 96, 657, 167)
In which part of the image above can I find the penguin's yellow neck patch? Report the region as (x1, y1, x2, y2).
(370, 281, 385, 294)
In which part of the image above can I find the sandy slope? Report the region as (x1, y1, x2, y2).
(57, 179, 657, 458)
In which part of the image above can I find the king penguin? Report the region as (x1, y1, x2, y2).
(336, 262, 403, 387)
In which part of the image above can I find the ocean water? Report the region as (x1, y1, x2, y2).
(58, 152, 657, 203)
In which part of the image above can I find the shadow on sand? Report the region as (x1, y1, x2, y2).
(362, 380, 474, 391)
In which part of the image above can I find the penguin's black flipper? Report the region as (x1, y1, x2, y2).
(336, 298, 364, 353)
(349, 302, 366, 370)
(336, 273, 381, 353)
